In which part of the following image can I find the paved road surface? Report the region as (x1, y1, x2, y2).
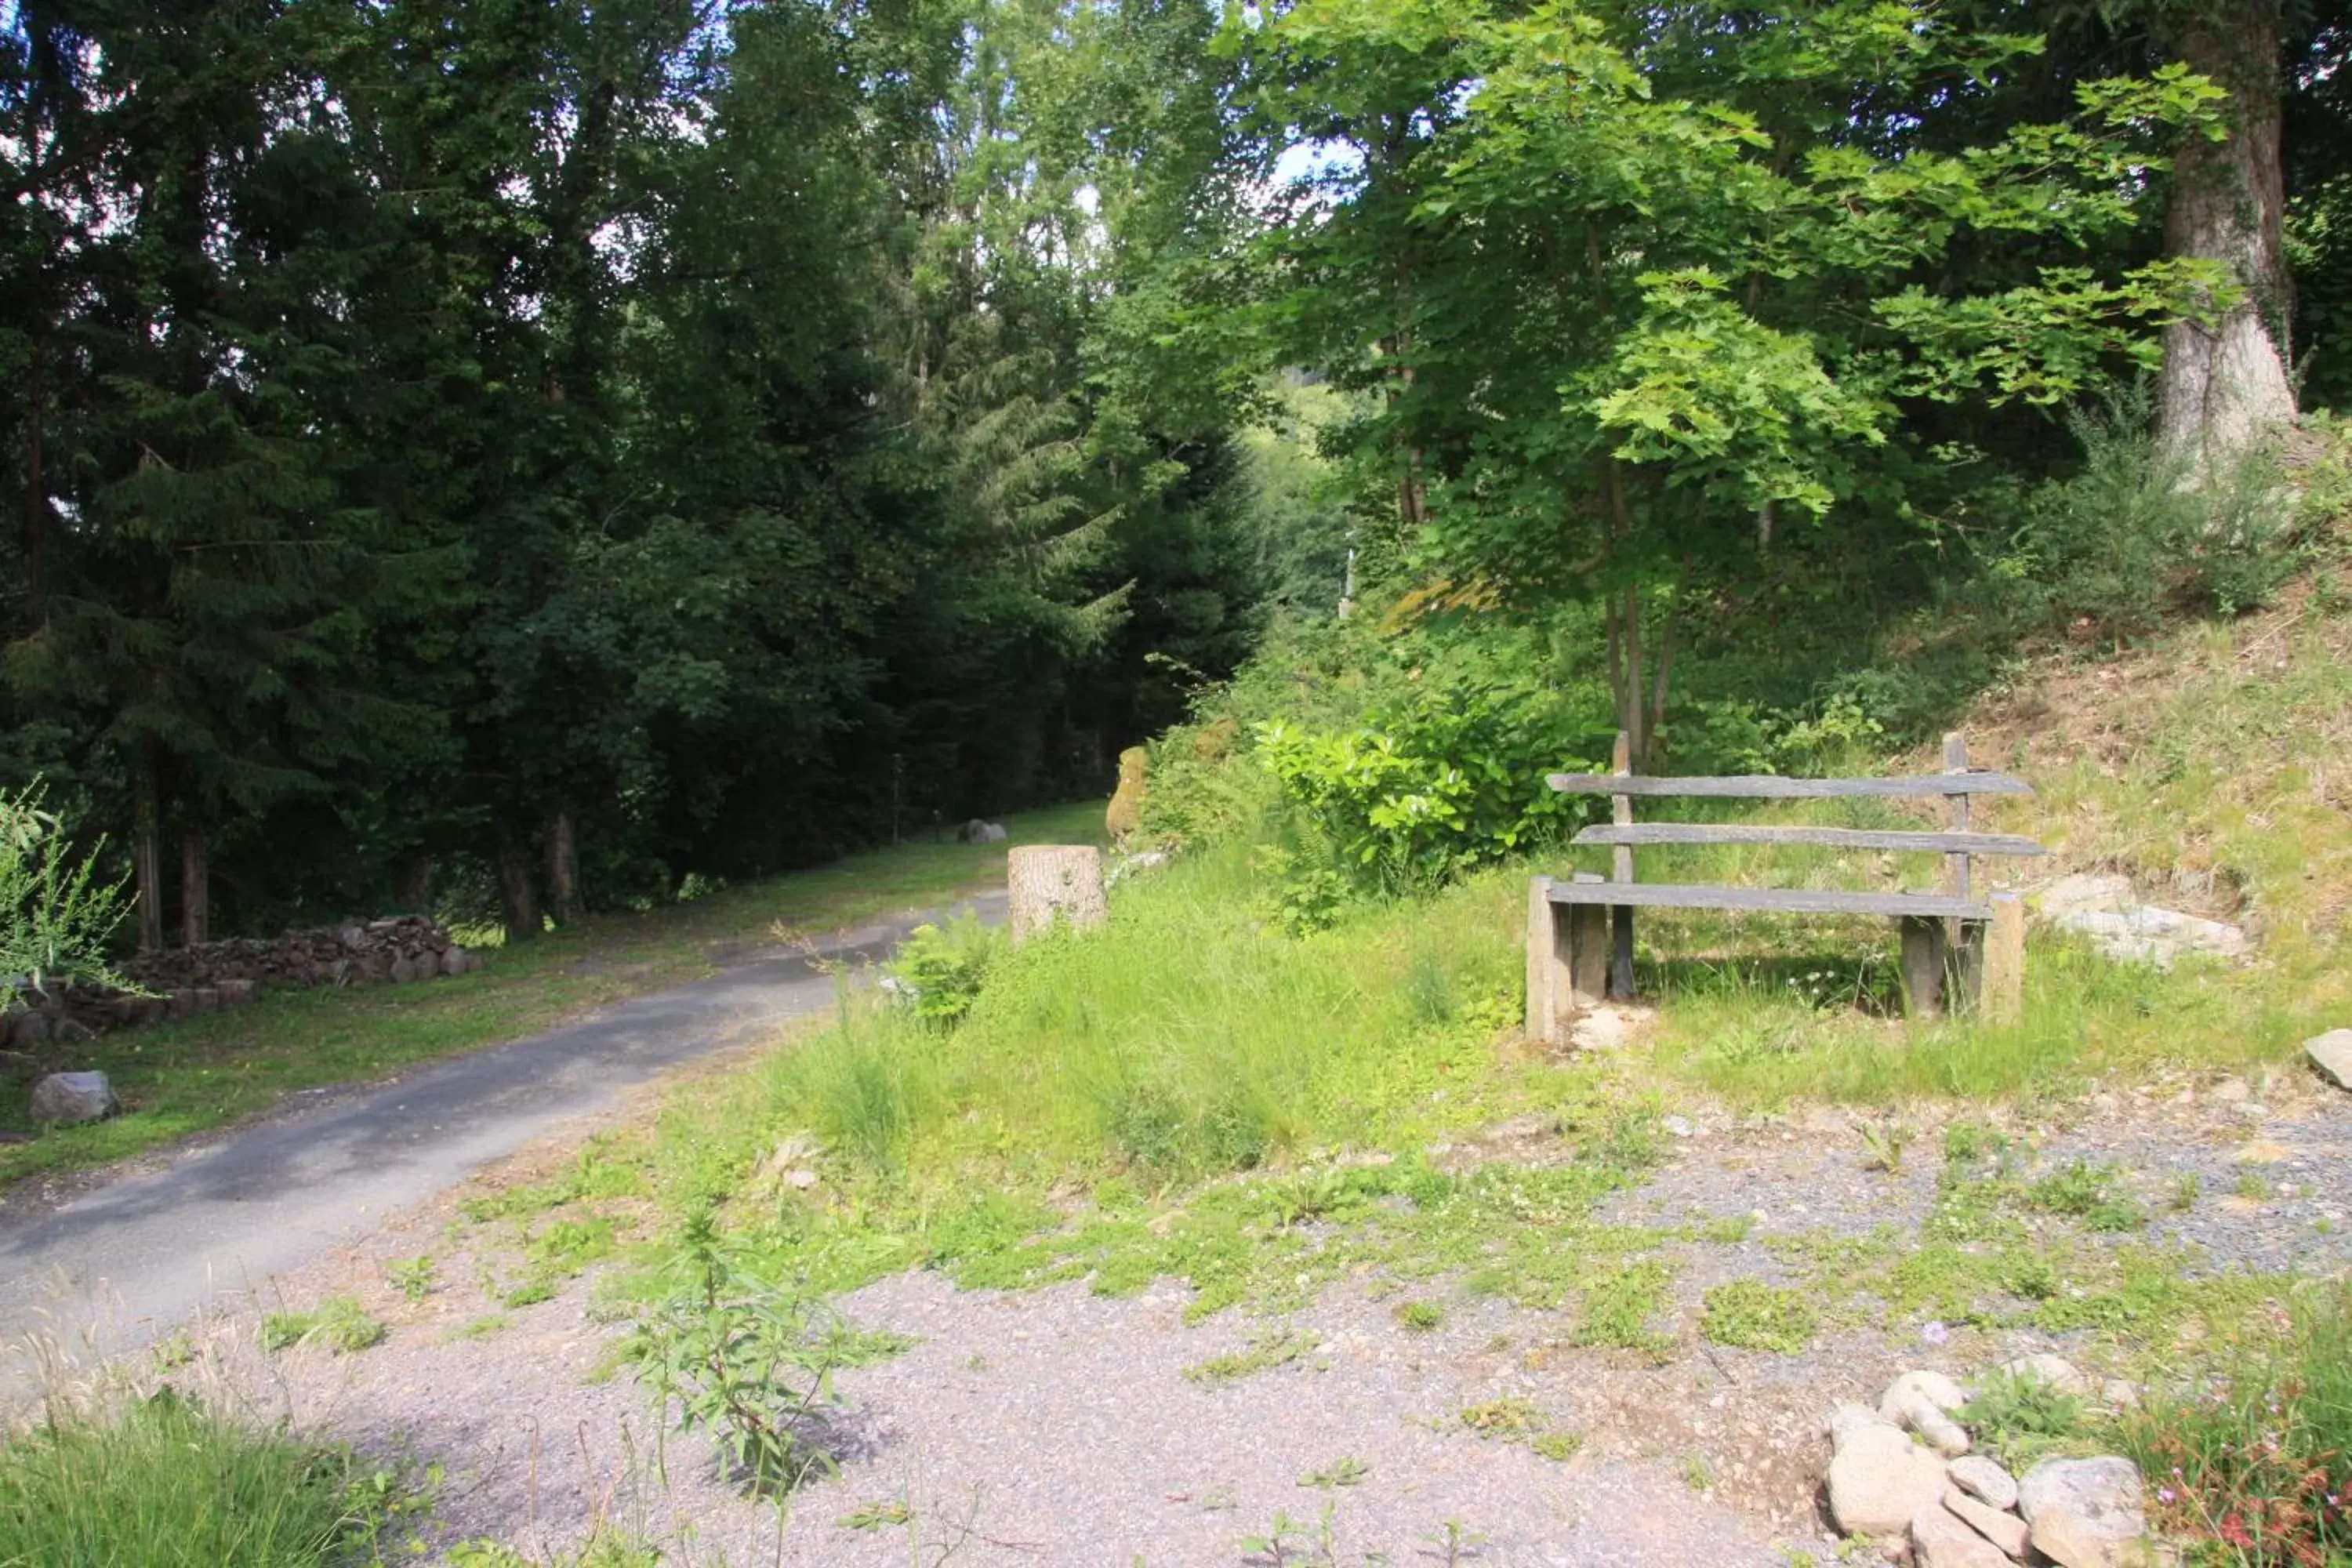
(0, 893, 1003, 1376)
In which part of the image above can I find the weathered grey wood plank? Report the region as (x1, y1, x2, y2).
(1570, 824, 2046, 856)
(1546, 771, 2033, 800)
(1543, 881, 1994, 920)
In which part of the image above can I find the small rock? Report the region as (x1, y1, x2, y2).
(784, 1168, 819, 1189)
(2211, 1076, 2252, 1103)
(2019, 1456, 2149, 1568)
(1912, 1502, 2011, 1568)
(191, 986, 220, 1011)
(387, 956, 419, 984)
(958, 819, 1007, 844)
(217, 978, 256, 1005)
(53, 1017, 93, 1044)
(1882, 1370, 1972, 1454)
(1944, 1486, 2031, 1559)
(1831, 1403, 1894, 1451)
(30, 1071, 120, 1125)
(1947, 1454, 2020, 1512)
(439, 946, 472, 978)
(2101, 1378, 2141, 1410)
(1828, 1421, 1951, 1537)
(2307, 1029, 2352, 1092)
(1882, 1370, 1969, 1419)
(1991, 1353, 2091, 1399)
(5, 1009, 52, 1048)
(1885, 1391, 1971, 1457)
(1662, 1115, 1694, 1138)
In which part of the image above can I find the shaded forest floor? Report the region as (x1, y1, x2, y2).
(0, 803, 1105, 1196)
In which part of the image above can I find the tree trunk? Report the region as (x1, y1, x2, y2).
(394, 855, 434, 912)
(498, 826, 543, 943)
(2158, 4, 2296, 467)
(132, 751, 164, 954)
(180, 827, 208, 947)
(1007, 845, 1107, 943)
(546, 810, 583, 927)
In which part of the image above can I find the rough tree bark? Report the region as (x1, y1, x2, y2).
(2159, 2, 2296, 467)
(546, 810, 583, 926)
(498, 826, 543, 943)
(132, 750, 163, 954)
(1007, 845, 1107, 944)
(180, 827, 208, 947)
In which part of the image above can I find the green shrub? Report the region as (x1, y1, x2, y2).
(1255, 671, 1594, 897)
(1976, 390, 2299, 641)
(1, 781, 134, 994)
(0, 1391, 388, 1566)
(884, 913, 1001, 1025)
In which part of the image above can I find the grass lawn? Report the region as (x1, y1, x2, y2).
(0, 801, 1105, 1194)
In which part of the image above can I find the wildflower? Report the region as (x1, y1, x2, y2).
(2159, 1487, 2176, 1504)
(1921, 1321, 1949, 1347)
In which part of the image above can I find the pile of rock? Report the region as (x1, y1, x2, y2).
(1826, 1357, 2154, 1567)
(2, 914, 482, 1047)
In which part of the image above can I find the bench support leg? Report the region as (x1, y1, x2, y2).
(1898, 915, 1947, 1018)
(1526, 878, 1611, 1047)
(1952, 919, 1987, 1013)
(1609, 906, 1635, 1001)
(1980, 891, 2025, 1024)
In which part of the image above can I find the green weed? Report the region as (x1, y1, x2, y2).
(1396, 1299, 1444, 1333)
(1183, 1327, 1319, 1386)
(387, 1256, 436, 1303)
(1298, 1457, 1370, 1489)
(260, 1295, 386, 1355)
(1961, 1369, 2089, 1470)
(1702, 1280, 1817, 1353)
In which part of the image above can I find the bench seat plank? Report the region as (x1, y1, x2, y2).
(1572, 824, 2046, 856)
(1543, 880, 1994, 920)
(1546, 771, 2032, 800)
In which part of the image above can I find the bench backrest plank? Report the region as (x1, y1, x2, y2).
(1571, 824, 2045, 856)
(1546, 771, 2032, 800)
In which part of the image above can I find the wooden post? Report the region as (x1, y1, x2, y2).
(1980, 892, 2024, 1022)
(1526, 875, 1610, 1047)
(1526, 877, 1562, 1044)
(1898, 915, 1947, 1018)
(1940, 733, 1972, 903)
(1007, 845, 1108, 943)
(1609, 731, 1636, 1000)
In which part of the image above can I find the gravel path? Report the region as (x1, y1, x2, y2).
(23, 1011, 2350, 1566)
(0, 892, 1002, 1387)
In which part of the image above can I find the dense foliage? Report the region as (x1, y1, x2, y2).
(2, 0, 2343, 948)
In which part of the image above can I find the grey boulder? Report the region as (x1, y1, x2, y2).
(2307, 1029, 2352, 1092)
(1828, 1411, 1950, 1538)
(2019, 1456, 2150, 1568)
(31, 1071, 120, 1125)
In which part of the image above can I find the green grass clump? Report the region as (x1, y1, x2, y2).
(1700, 1280, 1817, 1354)
(260, 1294, 386, 1355)
(0, 1392, 388, 1566)
(1182, 1327, 1319, 1386)
(2120, 1283, 2352, 1566)
(1396, 1299, 1445, 1333)
(1962, 1368, 2089, 1470)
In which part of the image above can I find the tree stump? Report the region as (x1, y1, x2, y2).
(1007, 845, 1108, 944)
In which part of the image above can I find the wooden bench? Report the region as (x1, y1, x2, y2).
(1525, 732, 2042, 1046)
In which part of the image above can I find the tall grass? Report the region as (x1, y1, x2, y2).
(650, 844, 1542, 1234)
(2119, 1283, 2352, 1565)
(0, 1391, 378, 1567)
